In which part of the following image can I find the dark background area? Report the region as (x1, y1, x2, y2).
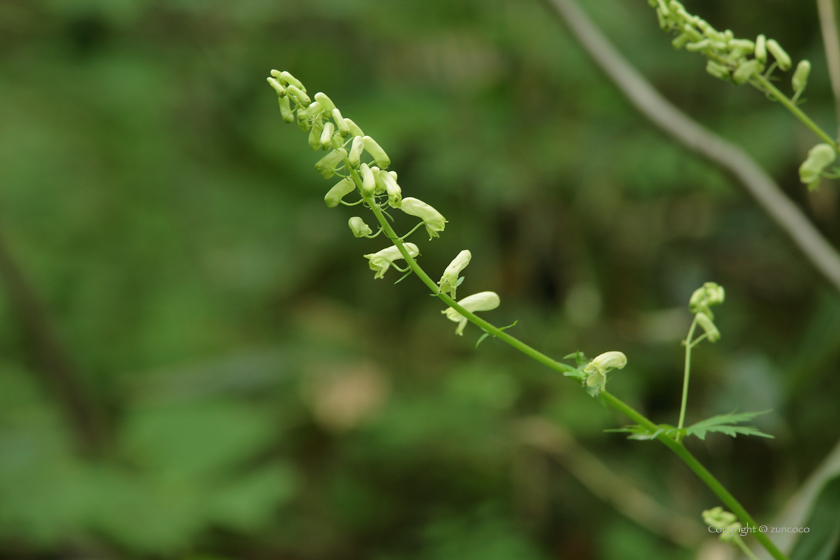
(0, 0, 839, 558)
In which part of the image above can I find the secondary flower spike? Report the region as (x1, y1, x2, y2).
(442, 291, 500, 336)
(364, 243, 419, 279)
(438, 250, 471, 299)
(400, 197, 447, 239)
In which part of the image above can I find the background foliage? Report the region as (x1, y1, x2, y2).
(1, 0, 839, 558)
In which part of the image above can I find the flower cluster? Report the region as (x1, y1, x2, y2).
(702, 507, 741, 543)
(689, 282, 724, 343)
(267, 70, 500, 336)
(649, 0, 808, 94)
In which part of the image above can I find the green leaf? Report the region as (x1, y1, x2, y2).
(684, 410, 774, 441)
(789, 474, 840, 560)
(475, 320, 518, 348)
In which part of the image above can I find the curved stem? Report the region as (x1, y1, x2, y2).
(735, 535, 762, 560)
(343, 161, 788, 560)
(678, 317, 699, 434)
(601, 393, 788, 560)
(753, 74, 839, 151)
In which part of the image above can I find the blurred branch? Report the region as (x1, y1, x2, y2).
(0, 229, 104, 454)
(544, 0, 840, 295)
(517, 417, 705, 549)
(818, 0, 840, 136)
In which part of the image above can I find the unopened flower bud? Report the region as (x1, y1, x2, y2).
(278, 95, 295, 123)
(320, 121, 335, 149)
(344, 118, 364, 137)
(728, 38, 754, 53)
(285, 85, 310, 107)
(792, 60, 811, 93)
(348, 136, 365, 168)
(732, 59, 760, 85)
(332, 108, 350, 136)
(370, 166, 385, 194)
(376, 169, 402, 207)
(442, 291, 500, 336)
(688, 282, 725, 318)
(359, 163, 376, 196)
(439, 250, 471, 299)
(400, 197, 447, 239)
(314, 148, 347, 179)
(695, 312, 720, 342)
(267, 77, 286, 96)
(702, 507, 741, 543)
(324, 177, 356, 208)
(799, 143, 836, 190)
(766, 39, 791, 70)
(271, 70, 306, 92)
(364, 243, 419, 279)
(348, 217, 373, 238)
(296, 101, 323, 123)
(314, 92, 336, 113)
(755, 34, 767, 63)
(363, 136, 391, 168)
(672, 33, 691, 49)
(706, 61, 730, 80)
(685, 39, 710, 52)
(308, 120, 325, 151)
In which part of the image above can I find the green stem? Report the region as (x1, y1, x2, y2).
(754, 74, 839, 150)
(601, 393, 788, 560)
(678, 317, 698, 434)
(345, 160, 788, 560)
(734, 535, 761, 560)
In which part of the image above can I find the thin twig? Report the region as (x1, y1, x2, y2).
(544, 0, 840, 295)
(0, 229, 104, 453)
(818, 0, 840, 136)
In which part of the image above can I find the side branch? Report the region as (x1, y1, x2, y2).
(544, 0, 840, 295)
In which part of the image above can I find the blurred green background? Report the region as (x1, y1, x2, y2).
(1, 0, 839, 558)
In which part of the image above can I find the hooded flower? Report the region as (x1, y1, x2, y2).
(442, 291, 500, 336)
(364, 243, 419, 279)
(348, 217, 373, 238)
(583, 351, 627, 391)
(438, 250, 471, 299)
(400, 197, 447, 239)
